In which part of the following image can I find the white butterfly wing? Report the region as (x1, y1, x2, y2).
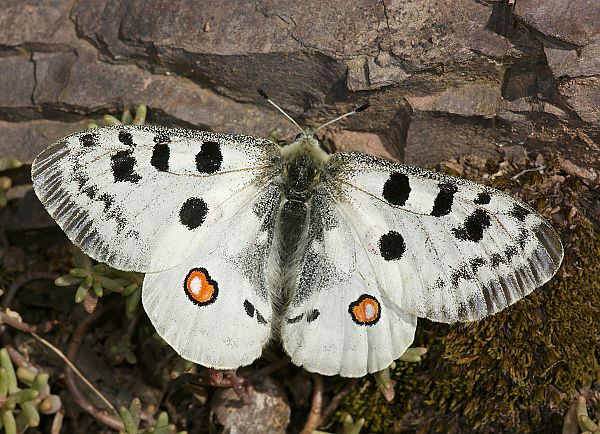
(142, 182, 281, 369)
(32, 125, 279, 272)
(324, 152, 563, 323)
(281, 188, 417, 377)
(283, 152, 562, 377)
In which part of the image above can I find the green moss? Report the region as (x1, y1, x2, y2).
(341, 163, 600, 433)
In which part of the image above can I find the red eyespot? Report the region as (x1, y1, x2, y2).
(349, 294, 381, 325)
(184, 267, 218, 306)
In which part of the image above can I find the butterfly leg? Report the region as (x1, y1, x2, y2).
(225, 370, 253, 404)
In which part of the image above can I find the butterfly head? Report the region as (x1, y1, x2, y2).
(279, 132, 329, 199)
(257, 88, 369, 150)
(292, 130, 321, 149)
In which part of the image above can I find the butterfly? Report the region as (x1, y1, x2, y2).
(31, 92, 563, 377)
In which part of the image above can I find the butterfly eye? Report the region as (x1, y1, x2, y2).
(294, 133, 303, 141)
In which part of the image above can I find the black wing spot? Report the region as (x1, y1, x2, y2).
(378, 230, 406, 261)
(452, 209, 491, 242)
(516, 228, 529, 249)
(256, 311, 267, 325)
(431, 182, 458, 217)
(179, 197, 208, 230)
(151, 143, 170, 172)
(73, 172, 89, 191)
(306, 309, 320, 323)
(153, 133, 171, 144)
(474, 192, 491, 205)
(490, 253, 505, 268)
(84, 185, 98, 199)
(451, 264, 472, 287)
(79, 133, 98, 147)
(382, 172, 411, 206)
(111, 150, 141, 183)
(287, 313, 304, 324)
(504, 245, 518, 261)
(98, 193, 114, 211)
(196, 141, 223, 174)
(469, 257, 487, 272)
(244, 300, 255, 318)
(118, 130, 134, 147)
(510, 204, 531, 222)
(244, 300, 267, 324)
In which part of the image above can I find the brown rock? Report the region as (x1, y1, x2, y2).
(0, 0, 597, 176)
(407, 83, 502, 118)
(544, 36, 600, 79)
(40, 57, 295, 137)
(381, 0, 510, 64)
(0, 55, 36, 120)
(210, 377, 290, 434)
(345, 57, 370, 92)
(71, 0, 512, 113)
(322, 129, 395, 161)
(0, 0, 74, 48)
(32, 52, 79, 105)
(72, 0, 348, 111)
(514, 0, 600, 46)
(559, 77, 600, 123)
(404, 112, 502, 168)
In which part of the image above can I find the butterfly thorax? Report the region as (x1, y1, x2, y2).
(279, 136, 330, 201)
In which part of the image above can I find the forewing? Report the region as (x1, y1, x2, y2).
(143, 181, 281, 368)
(32, 125, 280, 272)
(281, 188, 417, 377)
(323, 152, 563, 323)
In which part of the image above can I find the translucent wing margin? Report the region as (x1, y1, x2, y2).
(32, 125, 280, 272)
(322, 152, 563, 323)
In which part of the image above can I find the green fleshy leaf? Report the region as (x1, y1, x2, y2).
(0, 349, 18, 394)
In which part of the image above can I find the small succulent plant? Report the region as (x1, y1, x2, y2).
(54, 247, 143, 317)
(118, 398, 187, 434)
(0, 157, 22, 208)
(0, 348, 62, 434)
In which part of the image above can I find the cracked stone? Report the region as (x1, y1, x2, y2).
(367, 52, 411, 90)
(71, 0, 512, 112)
(544, 36, 600, 79)
(33, 52, 79, 105)
(0, 55, 36, 120)
(0, 0, 74, 48)
(346, 57, 370, 92)
(514, 0, 600, 46)
(270, 1, 388, 57)
(0, 0, 597, 177)
(559, 77, 600, 124)
(210, 377, 290, 434)
(500, 99, 567, 119)
(322, 129, 395, 161)
(404, 112, 503, 168)
(381, 0, 511, 66)
(72, 0, 347, 111)
(48, 58, 295, 136)
(407, 83, 502, 118)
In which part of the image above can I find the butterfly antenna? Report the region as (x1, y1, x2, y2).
(257, 89, 304, 134)
(314, 102, 371, 133)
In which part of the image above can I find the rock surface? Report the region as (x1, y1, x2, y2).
(210, 377, 290, 434)
(0, 0, 598, 170)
